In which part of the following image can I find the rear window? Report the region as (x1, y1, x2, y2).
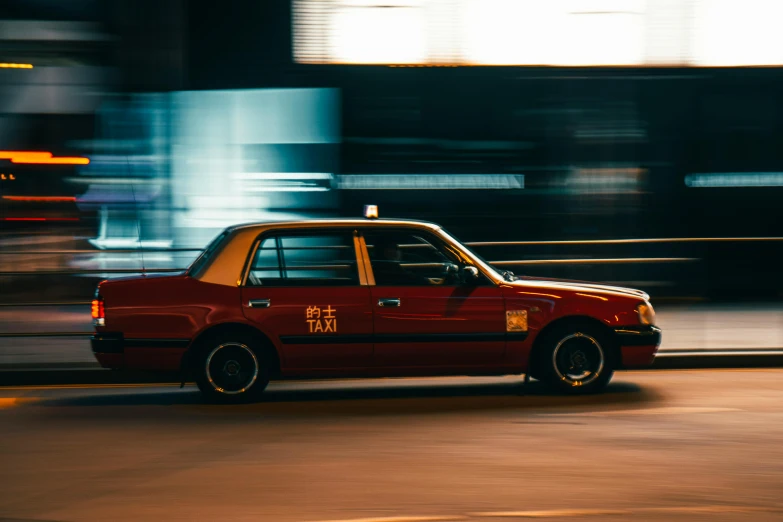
(188, 230, 230, 278)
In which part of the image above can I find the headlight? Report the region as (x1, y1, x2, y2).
(636, 302, 655, 325)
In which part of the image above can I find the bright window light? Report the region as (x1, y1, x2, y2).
(233, 173, 333, 180)
(234, 172, 333, 192)
(556, 0, 646, 66)
(337, 174, 524, 190)
(294, 0, 783, 66)
(685, 173, 783, 188)
(691, 0, 783, 66)
(460, 0, 557, 65)
(330, 1, 427, 64)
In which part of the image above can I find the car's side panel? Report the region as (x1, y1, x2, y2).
(497, 285, 551, 370)
(504, 282, 643, 326)
(241, 286, 374, 370)
(501, 282, 658, 370)
(95, 275, 658, 375)
(91, 220, 661, 381)
(370, 285, 507, 368)
(98, 276, 247, 371)
(124, 348, 187, 372)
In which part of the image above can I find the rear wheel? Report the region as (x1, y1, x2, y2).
(536, 322, 615, 394)
(195, 333, 270, 402)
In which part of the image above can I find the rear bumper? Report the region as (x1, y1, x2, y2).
(91, 333, 124, 354)
(91, 333, 190, 370)
(91, 333, 125, 369)
(613, 325, 662, 369)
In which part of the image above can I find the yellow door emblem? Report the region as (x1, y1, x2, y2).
(306, 305, 337, 333)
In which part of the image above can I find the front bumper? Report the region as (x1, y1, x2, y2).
(613, 325, 662, 368)
(614, 325, 662, 346)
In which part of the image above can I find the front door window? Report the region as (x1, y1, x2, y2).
(363, 230, 488, 287)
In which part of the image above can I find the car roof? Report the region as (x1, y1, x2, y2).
(225, 218, 442, 233)
(194, 218, 443, 287)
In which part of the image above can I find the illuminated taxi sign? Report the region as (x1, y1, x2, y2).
(306, 305, 337, 333)
(364, 205, 379, 219)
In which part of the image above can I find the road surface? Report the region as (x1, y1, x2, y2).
(2, 370, 783, 521)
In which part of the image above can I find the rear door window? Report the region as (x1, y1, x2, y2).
(246, 232, 358, 287)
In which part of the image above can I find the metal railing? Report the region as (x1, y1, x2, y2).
(493, 257, 697, 266)
(0, 249, 202, 255)
(1, 237, 781, 255)
(5, 235, 781, 276)
(467, 237, 783, 246)
(1, 236, 780, 338)
(0, 301, 90, 307)
(0, 332, 91, 338)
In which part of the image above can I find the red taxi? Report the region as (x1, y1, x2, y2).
(91, 213, 661, 401)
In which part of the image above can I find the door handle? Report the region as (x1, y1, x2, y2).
(378, 298, 401, 307)
(248, 299, 271, 308)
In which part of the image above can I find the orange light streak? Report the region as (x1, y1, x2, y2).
(2, 196, 76, 202)
(0, 151, 90, 165)
(0, 217, 79, 221)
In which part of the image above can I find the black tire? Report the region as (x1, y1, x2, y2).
(194, 332, 270, 403)
(535, 321, 616, 394)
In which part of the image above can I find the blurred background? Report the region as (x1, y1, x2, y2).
(1, 0, 782, 366)
(4, 4, 783, 520)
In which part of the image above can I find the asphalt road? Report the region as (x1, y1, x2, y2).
(2, 370, 783, 521)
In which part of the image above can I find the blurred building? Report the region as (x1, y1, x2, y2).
(1, 0, 781, 297)
(77, 87, 340, 249)
(189, 0, 783, 297)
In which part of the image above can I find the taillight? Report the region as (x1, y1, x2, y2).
(91, 297, 105, 327)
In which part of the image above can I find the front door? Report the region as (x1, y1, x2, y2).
(241, 230, 373, 371)
(362, 229, 506, 370)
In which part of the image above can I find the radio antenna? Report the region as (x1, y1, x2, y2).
(127, 157, 146, 276)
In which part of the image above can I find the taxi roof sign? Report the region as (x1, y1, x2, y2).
(364, 205, 379, 219)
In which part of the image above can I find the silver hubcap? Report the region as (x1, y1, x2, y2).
(205, 342, 259, 395)
(552, 332, 605, 386)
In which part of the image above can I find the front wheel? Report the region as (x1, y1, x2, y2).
(536, 323, 615, 394)
(195, 334, 269, 402)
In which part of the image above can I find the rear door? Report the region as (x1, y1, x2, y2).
(241, 229, 373, 371)
(362, 228, 506, 370)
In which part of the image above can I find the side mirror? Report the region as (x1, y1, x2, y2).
(444, 262, 459, 274)
(462, 266, 480, 283)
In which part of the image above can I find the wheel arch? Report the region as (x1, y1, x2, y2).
(528, 315, 619, 377)
(181, 322, 282, 379)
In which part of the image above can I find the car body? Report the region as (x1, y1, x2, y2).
(91, 218, 661, 400)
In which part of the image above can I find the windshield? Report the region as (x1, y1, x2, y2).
(437, 228, 514, 281)
(187, 230, 230, 277)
